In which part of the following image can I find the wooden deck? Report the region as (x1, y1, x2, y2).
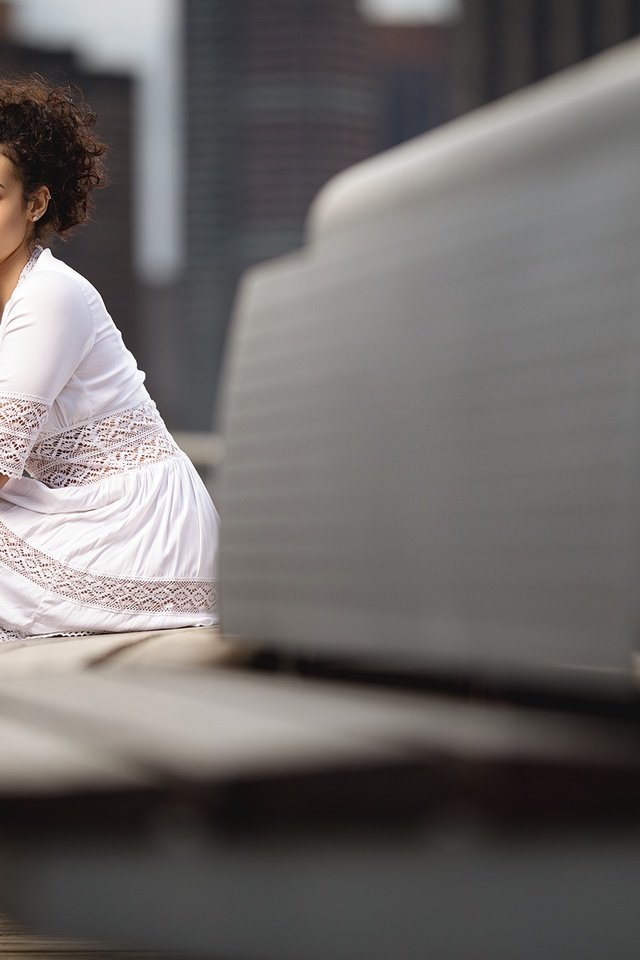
(2, 627, 640, 958)
(0, 913, 174, 957)
(0, 627, 236, 959)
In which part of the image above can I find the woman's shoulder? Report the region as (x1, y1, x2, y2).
(13, 248, 102, 318)
(2, 249, 104, 352)
(22, 247, 91, 291)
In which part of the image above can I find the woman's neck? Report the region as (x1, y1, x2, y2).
(0, 242, 35, 316)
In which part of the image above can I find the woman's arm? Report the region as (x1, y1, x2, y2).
(0, 271, 95, 484)
(0, 475, 8, 490)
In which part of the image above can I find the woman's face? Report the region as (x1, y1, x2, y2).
(0, 153, 33, 265)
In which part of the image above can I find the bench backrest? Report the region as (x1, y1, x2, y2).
(216, 39, 640, 695)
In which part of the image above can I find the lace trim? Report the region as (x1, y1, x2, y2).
(17, 244, 44, 286)
(0, 393, 51, 477)
(0, 520, 219, 616)
(0, 626, 28, 643)
(26, 400, 181, 487)
(0, 627, 92, 643)
(0, 246, 50, 477)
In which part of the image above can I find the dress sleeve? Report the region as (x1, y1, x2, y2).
(0, 271, 95, 477)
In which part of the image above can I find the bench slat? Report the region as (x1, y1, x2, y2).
(0, 711, 149, 793)
(0, 668, 640, 798)
(0, 671, 403, 787)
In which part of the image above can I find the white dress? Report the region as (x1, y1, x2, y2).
(0, 246, 219, 642)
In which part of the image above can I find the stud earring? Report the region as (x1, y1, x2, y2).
(33, 215, 39, 221)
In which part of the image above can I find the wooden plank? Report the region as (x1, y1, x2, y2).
(0, 912, 173, 957)
(0, 628, 229, 677)
(93, 627, 245, 670)
(0, 712, 148, 794)
(0, 667, 639, 798)
(114, 667, 640, 770)
(0, 671, 404, 788)
(0, 634, 149, 676)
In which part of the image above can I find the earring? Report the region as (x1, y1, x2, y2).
(33, 215, 39, 221)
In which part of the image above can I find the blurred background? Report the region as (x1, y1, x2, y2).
(2, 0, 639, 432)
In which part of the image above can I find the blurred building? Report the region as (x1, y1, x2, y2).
(183, 0, 378, 428)
(0, 4, 137, 353)
(368, 22, 452, 153)
(453, 0, 640, 114)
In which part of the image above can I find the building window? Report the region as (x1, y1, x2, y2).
(580, 0, 600, 58)
(531, 0, 552, 81)
(482, 0, 504, 101)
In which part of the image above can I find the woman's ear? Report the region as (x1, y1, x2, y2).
(28, 186, 50, 223)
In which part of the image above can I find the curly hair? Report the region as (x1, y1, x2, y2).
(0, 75, 107, 239)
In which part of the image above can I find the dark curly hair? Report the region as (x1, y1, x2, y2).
(0, 75, 107, 240)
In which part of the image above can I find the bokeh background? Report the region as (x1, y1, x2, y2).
(3, 0, 639, 431)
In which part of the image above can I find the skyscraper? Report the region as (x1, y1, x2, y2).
(183, 0, 378, 426)
(0, 11, 136, 351)
(368, 21, 452, 153)
(453, 0, 640, 116)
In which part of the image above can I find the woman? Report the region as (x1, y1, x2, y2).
(0, 77, 219, 642)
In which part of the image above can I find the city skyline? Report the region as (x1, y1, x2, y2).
(10, 0, 459, 282)
(11, 0, 181, 283)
